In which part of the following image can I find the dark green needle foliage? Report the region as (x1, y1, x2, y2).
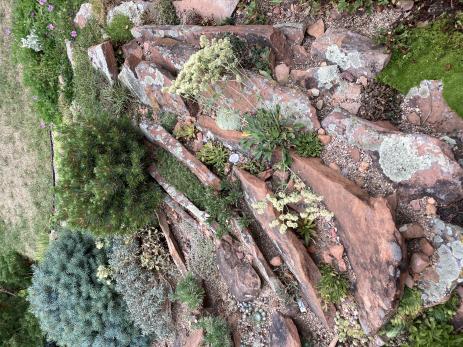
(173, 272, 205, 310)
(0, 251, 31, 290)
(195, 316, 232, 347)
(28, 230, 149, 347)
(57, 114, 163, 235)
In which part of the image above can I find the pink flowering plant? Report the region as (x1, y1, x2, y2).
(12, 0, 86, 124)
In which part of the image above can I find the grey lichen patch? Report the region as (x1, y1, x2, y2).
(325, 45, 363, 71)
(406, 80, 433, 99)
(378, 135, 452, 182)
(315, 65, 340, 90)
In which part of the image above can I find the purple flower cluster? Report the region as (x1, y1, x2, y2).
(38, 0, 47, 5)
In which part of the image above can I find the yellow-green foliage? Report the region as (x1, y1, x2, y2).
(173, 272, 205, 310)
(335, 313, 369, 346)
(197, 142, 230, 175)
(167, 36, 238, 98)
(174, 122, 196, 140)
(317, 264, 349, 304)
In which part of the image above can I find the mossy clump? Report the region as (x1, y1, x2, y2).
(317, 264, 349, 304)
(106, 14, 133, 44)
(173, 272, 205, 310)
(195, 316, 232, 347)
(197, 142, 230, 175)
(378, 18, 463, 117)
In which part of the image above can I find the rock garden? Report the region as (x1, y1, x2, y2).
(2, 0, 463, 346)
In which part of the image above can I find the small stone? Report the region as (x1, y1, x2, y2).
(270, 256, 283, 267)
(318, 134, 331, 145)
(275, 63, 290, 85)
(358, 161, 369, 172)
(340, 71, 355, 82)
(397, 0, 414, 11)
(320, 61, 327, 67)
(410, 253, 430, 274)
(409, 199, 422, 211)
(419, 238, 434, 257)
(328, 162, 340, 171)
(349, 148, 361, 162)
(229, 153, 240, 164)
(273, 170, 289, 184)
(329, 244, 344, 261)
(426, 203, 437, 216)
(307, 19, 325, 38)
(407, 112, 421, 125)
(310, 88, 320, 97)
(357, 76, 368, 87)
(317, 128, 326, 135)
(316, 100, 324, 110)
(405, 272, 414, 288)
(257, 169, 273, 181)
(399, 223, 425, 239)
(427, 197, 436, 205)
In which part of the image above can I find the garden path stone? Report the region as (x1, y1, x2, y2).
(290, 153, 405, 334)
(234, 168, 335, 328)
(323, 109, 463, 204)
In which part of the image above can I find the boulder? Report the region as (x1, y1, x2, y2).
(143, 38, 197, 74)
(311, 29, 390, 78)
(135, 61, 190, 117)
(290, 154, 405, 334)
(203, 70, 320, 130)
(173, 0, 239, 21)
(307, 19, 325, 39)
(74, 3, 93, 29)
(234, 168, 334, 328)
(269, 312, 301, 347)
(87, 41, 118, 84)
(131, 24, 291, 63)
(140, 122, 221, 189)
(274, 22, 306, 45)
(402, 80, 463, 134)
(399, 223, 425, 240)
(420, 218, 463, 306)
(107, 0, 154, 26)
(323, 110, 463, 204)
(216, 237, 261, 301)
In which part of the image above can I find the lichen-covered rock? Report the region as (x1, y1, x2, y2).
(269, 312, 301, 347)
(173, 0, 239, 21)
(311, 29, 390, 78)
(203, 70, 320, 130)
(140, 122, 221, 189)
(234, 168, 335, 328)
(307, 19, 325, 39)
(196, 116, 245, 152)
(74, 3, 93, 29)
(323, 109, 463, 204)
(216, 237, 261, 301)
(65, 40, 75, 68)
(135, 61, 190, 117)
(87, 41, 118, 84)
(143, 38, 196, 74)
(290, 154, 405, 334)
(131, 24, 291, 63)
(107, 0, 154, 26)
(402, 80, 463, 134)
(420, 218, 463, 306)
(274, 22, 306, 45)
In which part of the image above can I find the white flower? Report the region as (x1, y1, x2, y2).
(21, 30, 42, 52)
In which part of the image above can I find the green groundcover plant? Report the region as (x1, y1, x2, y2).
(57, 114, 163, 235)
(28, 230, 149, 347)
(12, 0, 86, 124)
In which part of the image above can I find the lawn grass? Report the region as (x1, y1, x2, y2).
(378, 17, 463, 117)
(0, 1, 53, 259)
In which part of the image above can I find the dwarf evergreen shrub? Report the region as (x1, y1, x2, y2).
(195, 316, 232, 347)
(106, 14, 133, 44)
(57, 114, 163, 235)
(0, 251, 31, 290)
(173, 272, 205, 310)
(28, 230, 149, 347)
(108, 237, 174, 340)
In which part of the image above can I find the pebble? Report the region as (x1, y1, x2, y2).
(317, 128, 326, 135)
(318, 134, 331, 145)
(229, 153, 240, 164)
(310, 88, 320, 97)
(329, 162, 341, 171)
(316, 100, 324, 110)
(358, 161, 369, 172)
(426, 203, 437, 216)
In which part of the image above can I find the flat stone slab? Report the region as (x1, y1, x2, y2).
(88, 41, 118, 84)
(173, 0, 239, 21)
(290, 154, 405, 334)
(322, 109, 463, 204)
(269, 312, 301, 347)
(143, 38, 197, 74)
(234, 168, 334, 328)
(203, 70, 320, 130)
(311, 28, 390, 78)
(131, 24, 291, 63)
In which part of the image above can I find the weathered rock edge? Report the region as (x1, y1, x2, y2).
(234, 167, 335, 328)
(290, 154, 405, 334)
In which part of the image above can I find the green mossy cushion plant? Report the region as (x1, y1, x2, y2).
(57, 114, 163, 235)
(378, 17, 463, 117)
